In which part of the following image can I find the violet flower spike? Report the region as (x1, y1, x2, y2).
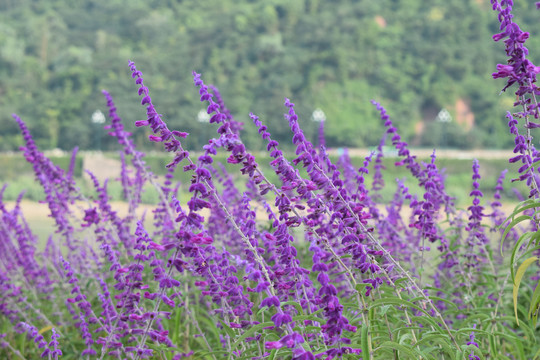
(129, 60, 190, 170)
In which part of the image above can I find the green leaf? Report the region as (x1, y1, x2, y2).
(428, 296, 458, 310)
(197, 315, 221, 342)
(377, 341, 423, 359)
(391, 277, 409, 288)
(192, 349, 231, 358)
(517, 339, 526, 360)
(398, 333, 414, 345)
(489, 331, 498, 357)
(501, 215, 532, 256)
(360, 323, 369, 360)
(291, 313, 327, 324)
(218, 320, 236, 338)
(370, 297, 431, 317)
(379, 304, 391, 316)
(232, 321, 274, 349)
(510, 232, 535, 281)
(455, 327, 490, 336)
(268, 348, 280, 360)
(493, 318, 533, 342)
(391, 325, 424, 334)
(514, 257, 538, 325)
(461, 344, 485, 360)
(304, 326, 323, 333)
(507, 199, 540, 219)
(415, 334, 455, 359)
(532, 347, 540, 360)
(256, 306, 269, 317)
(355, 283, 370, 292)
(172, 307, 182, 344)
(146, 342, 178, 352)
(528, 279, 540, 326)
(410, 316, 445, 334)
(281, 300, 304, 316)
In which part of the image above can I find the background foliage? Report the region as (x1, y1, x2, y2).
(1, 0, 538, 151)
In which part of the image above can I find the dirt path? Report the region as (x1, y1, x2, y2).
(82, 152, 122, 182)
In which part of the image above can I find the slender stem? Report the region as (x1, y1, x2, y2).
(133, 249, 181, 360)
(203, 182, 313, 353)
(2, 342, 28, 360)
(308, 162, 461, 348)
(175, 285, 217, 360)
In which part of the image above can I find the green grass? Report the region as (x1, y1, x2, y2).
(0, 150, 526, 207)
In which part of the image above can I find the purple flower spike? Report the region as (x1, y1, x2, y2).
(129, 61, 190, 170)
(465, 324, 481, 360)
(49, 328, 62, 359)
(18, 322, 49, 356)
(491, 1, 540, 99)
(463, 160, 488, 270)
(373, 101, 452, 249)
(491, 1, 540, 198)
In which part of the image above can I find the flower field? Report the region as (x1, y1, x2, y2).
(1, 1, 540, 359)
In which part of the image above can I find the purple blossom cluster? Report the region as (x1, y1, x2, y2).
(492, 0, 540, 198)
(373, 101, 454, 256)
(463, 160, 488, 271)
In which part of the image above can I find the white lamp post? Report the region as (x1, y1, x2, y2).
(91, 110, 105, 150)
(435, 108, 452, 148)
(312, 108, 326, 146)
(197, 109, 210, 123)
(197, 109, 210, 146)
(311, 108, 326, 123)
(435, 108, 451, 123)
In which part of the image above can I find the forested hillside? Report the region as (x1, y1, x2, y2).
(0, 0, 536, 151)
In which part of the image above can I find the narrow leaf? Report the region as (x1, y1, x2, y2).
(513, 257, 538, 325)
(528, 279, 540, 325)
(501, 215, 532, 256)
(378, 341, 422, 359)
(510, 232, 534, 281)
(232, 321, 274, 349)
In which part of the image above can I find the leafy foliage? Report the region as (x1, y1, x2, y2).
(0, 0, 537, 151)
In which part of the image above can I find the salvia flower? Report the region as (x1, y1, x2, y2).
(48, 328, 62, 359)
(18, 322, 49, 358)
(61, 258, 96, 355)
(373, 101, 453, 248)
(492, 1, 540, 198)
(464, 160, 488, 270)
(491, 0, 540, 101)
(506, 111, 540, 196)
(129, 61, 190, 170)
(466, 324, 480, 360)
